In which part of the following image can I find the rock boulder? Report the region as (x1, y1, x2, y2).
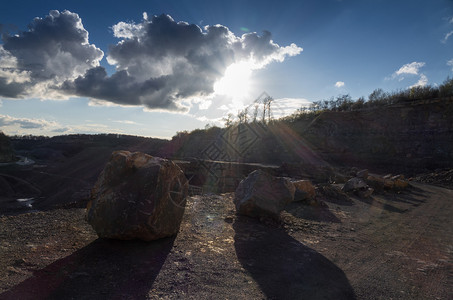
(87, 151, 188, 241)
(234, 170, 295, 218)
(342, 177, 368, 192)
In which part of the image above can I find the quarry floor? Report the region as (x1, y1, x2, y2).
(0, 182, 452, 299)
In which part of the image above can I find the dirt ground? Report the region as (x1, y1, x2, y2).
(0, 182, 452, 299)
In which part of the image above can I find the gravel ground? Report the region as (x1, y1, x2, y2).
(0, 183, 452, 299)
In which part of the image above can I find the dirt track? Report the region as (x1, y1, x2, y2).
(0, 182, 452, 299)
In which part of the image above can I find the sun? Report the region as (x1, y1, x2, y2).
(214, 61, 253, 100)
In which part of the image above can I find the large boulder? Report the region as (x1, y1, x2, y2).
(234, 170, 295, 218)
(87, 151, 188, 241)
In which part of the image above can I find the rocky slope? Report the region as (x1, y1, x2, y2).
(303, 98, 453, 174)
(170, 98, 453, 175)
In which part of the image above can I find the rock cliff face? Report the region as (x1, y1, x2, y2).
(303, 98, 453, 173)
(0, 133, 15, 163)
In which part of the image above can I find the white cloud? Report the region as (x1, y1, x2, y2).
(410, 74, 428, 88)
(391, 62, 428, 88)
(335, 81, 345, 88)
(113, 120, 140, 125)
(0, 114, 57, 129)
(198, 100, 212, 110)
(271, 97, 312, 118)
(195, 115, 223, 124)
(448, 59, 453, 71)
(112, 21, 145, 39)
(395, 62, 425, 76)
(442, 31, 453, 43)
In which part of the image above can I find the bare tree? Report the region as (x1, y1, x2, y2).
(223, 113, 234, 127)
(252, 104, 259, 122)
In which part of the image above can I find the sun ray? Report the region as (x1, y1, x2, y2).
(214, 61, 253, 100)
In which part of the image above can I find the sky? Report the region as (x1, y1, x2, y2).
(0, 0, 452, 139)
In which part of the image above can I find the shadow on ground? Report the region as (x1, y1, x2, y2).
(233, 215, 356, 299)
(285, 202, 341, 223)
(0, 237, 175, 300)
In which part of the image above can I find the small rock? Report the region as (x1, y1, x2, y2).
(393, 178, 409, 189)
(342, 177, 368, 192)
(358, 187, 374, 198)
(356, 169, 369, 179)
(384, 179, 395, 189)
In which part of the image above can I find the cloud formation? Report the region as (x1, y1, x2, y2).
(394, 62, 425, 76)
(335, 81, 345, 88)
(441, 17, 453, 43)
(0, 10, 103, 99)
(1, 11, 302, 112)
(448, 59, 453, 71)
(0, 114, 61, 129)
(442, 31, 453, 43)
(63, 14, 302, 111)
(391, 61, 427, 87)
(410, 74, 428, 88)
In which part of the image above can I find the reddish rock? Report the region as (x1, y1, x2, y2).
(292, 180, 316, 201)
(87, 151, 188, 241)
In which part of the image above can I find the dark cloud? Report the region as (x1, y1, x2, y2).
(1, 11, 302, 111)
(0, 77, 26, 98)
(65, 14, 302, 111)
(0, 10, 103, 98)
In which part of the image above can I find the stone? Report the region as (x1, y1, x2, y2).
(234, 170, 295, 218)
(342, 177, 368, 192)
(366, 173, 409, 190)
(356, 169, 369, 179)
(393, 178, 409, 189)
(87, 151, 188, 241)
(292, 180, 316, 201)
(366, 174, 384, 183)
(317, 184, 351, 203)
(391, 174, 405, 181)
(358, 187, 374, 198)
(383, 179, 395, 189)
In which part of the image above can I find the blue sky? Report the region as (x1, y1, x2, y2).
(1, 0, 452, 138)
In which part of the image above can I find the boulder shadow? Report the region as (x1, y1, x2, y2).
(353, 196, 407, 213)
(285, 202, 341, 223)
(1, 237, 175, 300)
(233, 216, 356, 299)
